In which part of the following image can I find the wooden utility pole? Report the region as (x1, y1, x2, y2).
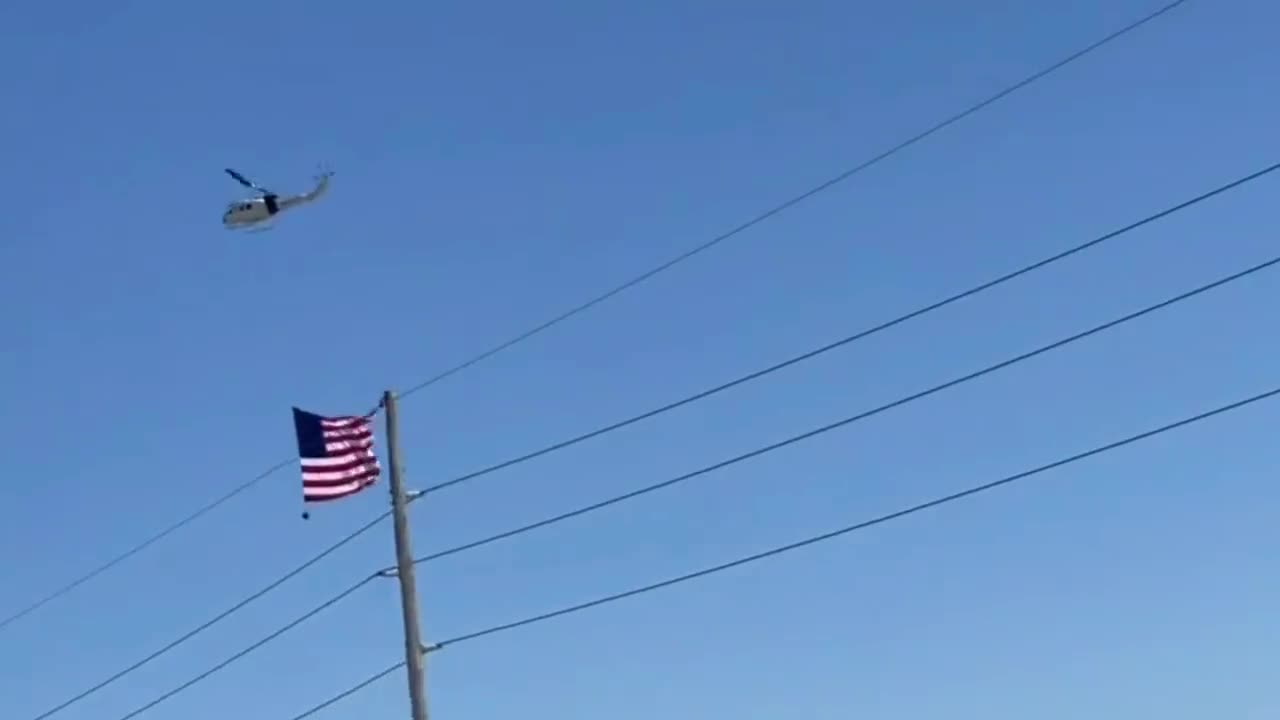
(383, 389, 430, 720)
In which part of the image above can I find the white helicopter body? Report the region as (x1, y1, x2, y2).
(222, 167, 332, 231)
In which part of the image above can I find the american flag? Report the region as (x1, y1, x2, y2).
(292, 407, 381, 503)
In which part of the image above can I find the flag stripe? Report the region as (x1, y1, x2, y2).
(303, 481, 376, 501)
(301, 463, 380, 487)
(302, 453, 378, 476)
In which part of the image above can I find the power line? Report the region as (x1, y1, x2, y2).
(289, 661, 407, 720)
(36, 171, 1272, 720)
(395, 0, 1192, 402)
(400, 252, 1280, 568)
(0, 0, 1191, 631)
(290, 381, 1280, 719)
(76, 248, 1280, 720)
(25, 156, 1278, 719)
(105, 577, 375, 720)
(414, 161, 1280, 499)
(429, 387, 1280, 650)
(0, 459, 292, 633)
(25, 512, 390, 720)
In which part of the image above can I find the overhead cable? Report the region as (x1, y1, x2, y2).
(291, 379, 1280, 719)
(37, 164, 1275, 718)
(83, 247, 1280, 720)
(0, 0, 1191, 632)
(412, 160, 1280, 500)
(396, 0, 1193, 401)
(0, 459, 291, 633)
(398, 252, 1280, 567)
(25, 513, 390, 720)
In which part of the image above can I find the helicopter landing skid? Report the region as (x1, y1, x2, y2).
(228, 222, 275, 234)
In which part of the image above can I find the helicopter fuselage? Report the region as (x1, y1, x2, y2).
(222, 194, 280, 228)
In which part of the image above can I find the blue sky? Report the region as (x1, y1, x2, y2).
(2, 0, 1278, 718)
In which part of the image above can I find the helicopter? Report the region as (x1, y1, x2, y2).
(222, 166, 332, 231)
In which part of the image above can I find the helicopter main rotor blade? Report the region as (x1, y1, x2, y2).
(224, 168, 268, 193)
